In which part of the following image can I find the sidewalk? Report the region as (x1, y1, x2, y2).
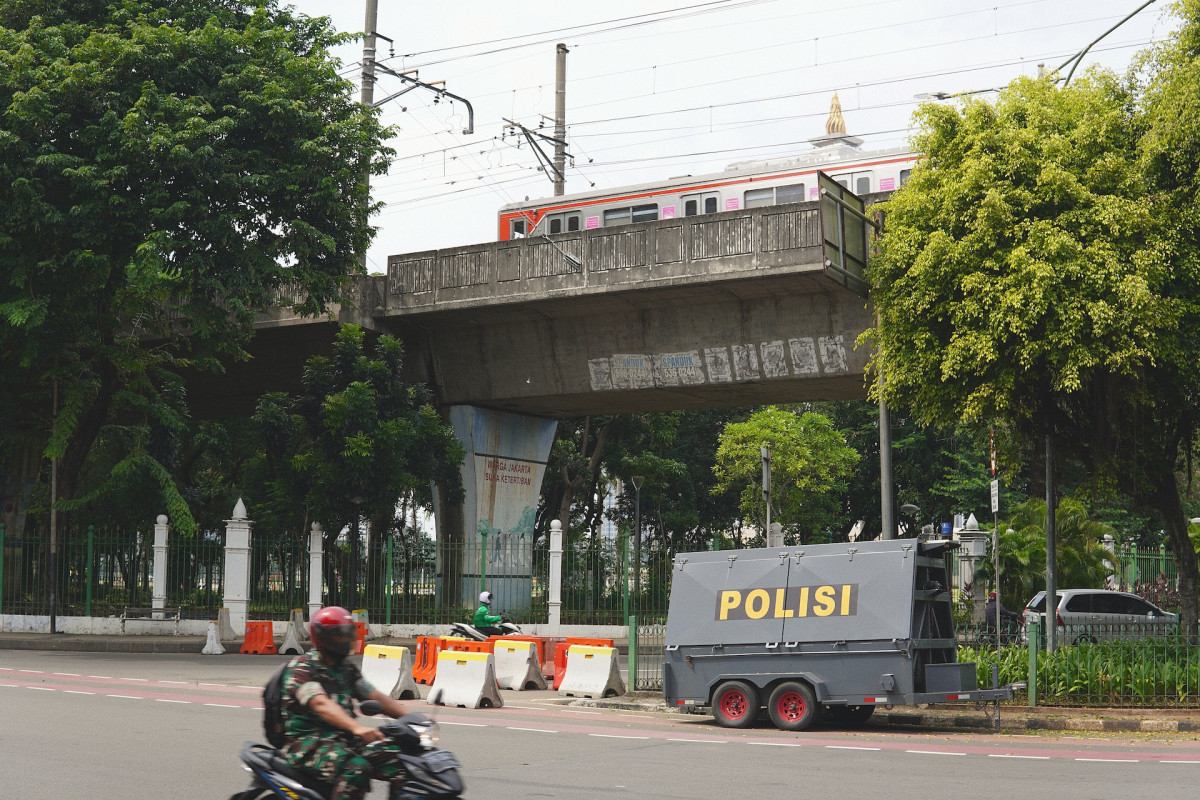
(4, 631, 1199, 734)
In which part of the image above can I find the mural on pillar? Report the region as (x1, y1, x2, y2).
(446, 406, 557, 613)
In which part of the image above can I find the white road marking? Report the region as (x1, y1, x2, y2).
(558, 709, 602, 715)
(199, 683, 227, 687)
(157, 680, 188, 685)
(120, 677, 150, 682)
(507, 727, 557, 733)
(589, 734, 649, 740)
(1161, 760, 1200, 764)
(26, 687, 53, 691)
(988, 754, 1050, 759)
(18, 669, 41, 673)
(746, 742, 803, 747)
(106, 695, 143, 700)
(442, 722, 487, 728)
(52, 672, 81, 676)
(1075, 758, 1138, 763)
(667, 738, 726, 744)
(826, 745, 880, 751)
(204, 703, 240, 708)
(906, 750, 966, 756)
(64, 690, 94, 695)
(504, 705, 545, 711)
(156, 699, 191, 704)
(88, 675, 112, 679)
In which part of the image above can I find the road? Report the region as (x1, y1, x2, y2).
(2, 650, 1198, 799)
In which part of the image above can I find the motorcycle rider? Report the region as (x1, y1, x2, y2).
(472, 590, 505, 636)
(280, 605, 411, 800)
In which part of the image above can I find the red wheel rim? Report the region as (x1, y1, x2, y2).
(719, 689, 748, 721)
(775, 691, 806, 722)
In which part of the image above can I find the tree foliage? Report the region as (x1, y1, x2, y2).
(712, 406, 858, 543)
(0, 0, 393, 520)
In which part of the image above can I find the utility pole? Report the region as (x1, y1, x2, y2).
(553, 43, 568, 196)
(358, 0, 379, 272)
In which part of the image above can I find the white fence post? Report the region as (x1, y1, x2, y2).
(548, 519, 563, 631)
(222, 499, 253, 637)
(308, 522, 325, 620)
(152, 514, 169, 617)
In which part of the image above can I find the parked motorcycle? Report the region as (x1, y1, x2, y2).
(230, 700, 464, 800)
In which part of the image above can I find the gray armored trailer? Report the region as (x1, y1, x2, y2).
(663, 538, 1017, 730)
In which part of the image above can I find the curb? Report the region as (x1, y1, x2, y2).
(0, 635, 207, 654)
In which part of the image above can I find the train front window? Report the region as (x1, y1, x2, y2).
(511, 219, 526, 238)
(549, 218, 562, 234)
(744, 188, 773, 208)
(776, 183, 806, 204)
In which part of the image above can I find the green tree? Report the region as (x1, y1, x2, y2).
(866, 70, 1200, 635)
(712, 406, 858, 543)
(0, 1, 392, 525)
(253, 325, 463, 605)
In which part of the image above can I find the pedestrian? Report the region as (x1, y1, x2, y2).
(280, 605, 411, 800)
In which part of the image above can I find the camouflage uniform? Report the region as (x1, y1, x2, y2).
(280, 651, 407, 800)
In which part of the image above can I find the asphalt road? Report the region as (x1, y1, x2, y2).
(3, 650, 1199, 799)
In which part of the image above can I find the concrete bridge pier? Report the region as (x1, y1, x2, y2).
(434, 406, 558, 615)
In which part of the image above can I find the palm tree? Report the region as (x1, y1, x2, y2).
(973, 497, 1113, 611)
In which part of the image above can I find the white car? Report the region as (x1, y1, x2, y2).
(1022, 589, 1178, 644)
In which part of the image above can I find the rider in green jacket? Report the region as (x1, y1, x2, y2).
(472, 590, 504, 636)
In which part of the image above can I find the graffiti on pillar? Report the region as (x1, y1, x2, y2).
(587, 335, 848, 391)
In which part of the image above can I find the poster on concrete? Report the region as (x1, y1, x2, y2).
(445, 406, 557, 613)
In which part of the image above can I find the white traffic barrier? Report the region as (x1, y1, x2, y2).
(493, 640, 547, 690)
(278, 619, 305, 655)
(361, 644, 419, 700)
(428, 651, 504, 709)
(290, 608, 309, 641)
(201, 622, 225, 655)
(558, 645, 626, 699)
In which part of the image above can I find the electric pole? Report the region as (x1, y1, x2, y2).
(359, 0, 379, 271)
(553, 43, 568, 196)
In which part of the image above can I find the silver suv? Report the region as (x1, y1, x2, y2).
(1022, 589, 1177, 644)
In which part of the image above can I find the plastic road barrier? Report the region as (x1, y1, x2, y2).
(557, 644, 626, 699)
(428, 650, 504, 709)
(352, 622, 368, 655)
(361, 644, 420, 700)
(239, 621, 277, 655)
(493, 640, 547, 690)
(552, 637, 615, 689)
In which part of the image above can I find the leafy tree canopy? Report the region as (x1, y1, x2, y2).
(0, 0, 393, 518)
(712, 406, 858, 543)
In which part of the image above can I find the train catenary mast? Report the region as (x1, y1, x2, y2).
(497, 93, 919, 241)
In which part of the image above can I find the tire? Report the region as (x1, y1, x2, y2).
(767, 681, 818, 732)
(828, 704, 875, 726)
(711, 680, 758, 729)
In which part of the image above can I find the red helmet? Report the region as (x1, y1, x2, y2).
(310, 606, 355, 659)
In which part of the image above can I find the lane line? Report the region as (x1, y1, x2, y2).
(64, 690, 94, 695)
(442, 722, 487, 728)
(156, 699, 191, 704)
(507, 727, 557, 733)
(589, 734, 650, 740)
(988, 754, 1050, 760)
(106, 695, 143, 700)
(558, 709, 602, 715)
(906, 750, 966, 756)
(667, 738, 727, 744)
(26, 687, 54, 691)
(1075, 758, 1138, 763)
(157, 680, 188, 685)
(52, 672, 81, 677)
(205, 703, 239, 708)
(1161, 760, 1200, 764)
(746, 742, 803, 748)
(827, 745, 880, 751)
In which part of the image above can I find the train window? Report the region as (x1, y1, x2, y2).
(603, 207, 631, 226)
(744, 188, 773, 208)
(545, 212, 582, 234)
(682, 192, 719, 217)
(511, 219, 526, 238)
(631, 203, 658, 223)
(776, 183, 806, 204)
(899, 169, 912, 186)
(856, 176, 871, 194)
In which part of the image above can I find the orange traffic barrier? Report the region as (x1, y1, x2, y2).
(444, 639, 494, 655)
(552, 637, 614, 689)
(239, 620, 277, 655)
(412, 636, 434, 685)
(353, 622, 368, 655)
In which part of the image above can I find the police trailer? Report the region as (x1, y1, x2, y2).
(663, 538, 1019, 731)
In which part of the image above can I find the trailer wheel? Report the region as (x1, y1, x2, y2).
(712, 681, 758, 728)
(767, 681, 817, 732)
(828, 704, 875, 726)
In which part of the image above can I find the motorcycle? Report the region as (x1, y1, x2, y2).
(448, 613, 521, 641)
(230, 700, 464, 800)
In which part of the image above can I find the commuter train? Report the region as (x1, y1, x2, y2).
(497, 96, 919, 241)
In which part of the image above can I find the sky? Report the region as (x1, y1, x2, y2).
(285, 0, 1179, 274)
